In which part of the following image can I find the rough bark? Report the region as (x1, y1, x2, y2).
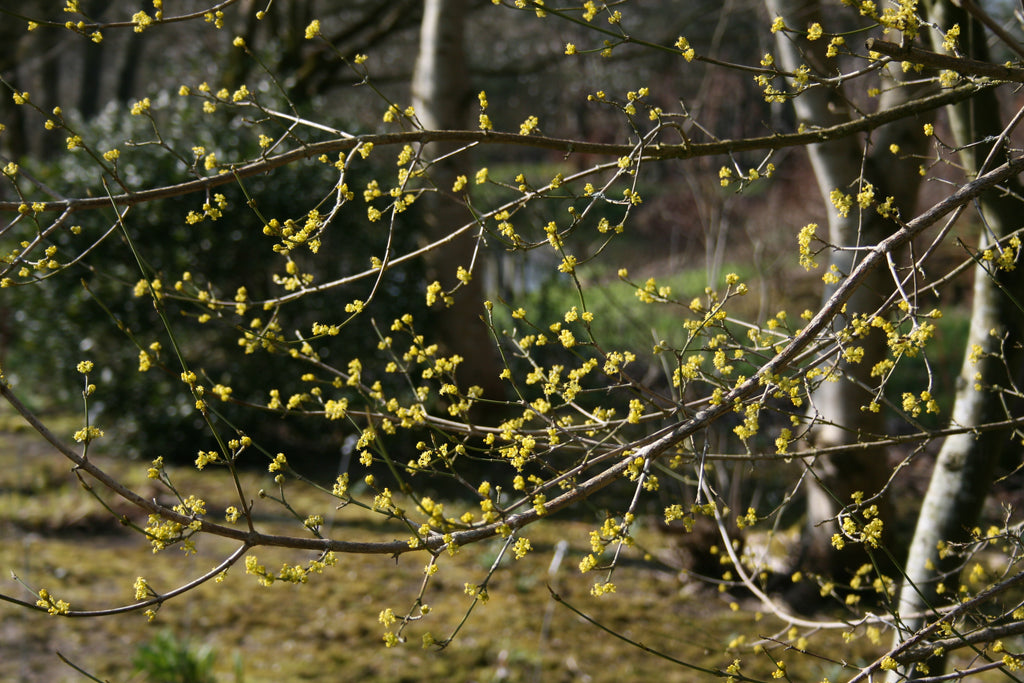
(766, 0, 934, 583)
(411, 0, 504, 399)
(891, 2, 1024, 677)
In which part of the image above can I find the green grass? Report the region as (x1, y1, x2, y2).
(490, 260, 763, 356)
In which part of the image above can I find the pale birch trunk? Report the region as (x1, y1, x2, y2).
(890, 2, 1024, 677)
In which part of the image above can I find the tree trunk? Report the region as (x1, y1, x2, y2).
(890, 2, 1024, 677)
(766, 0, 934, 584)
(411, 0, 504, 399)
(115, 32, 145, 105)
(77, 0, 110, 119)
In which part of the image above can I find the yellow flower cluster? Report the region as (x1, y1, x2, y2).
(36, 588, 71, 615)
(519, 115, 539, 135)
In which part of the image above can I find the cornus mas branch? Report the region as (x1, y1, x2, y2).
(664, 155, 1024, 445)
(954, 0, 1024, 61)
(1, 156, 1022, 561)
(0, 83, 993, 214)
(0, 372, 673, 555)
(849, 568, 1024, 682)
(0, 544, 249, 618)
(866, 38, 1024, 81)
(0, 1, 242, 32)
(698, 415, 1024, 461)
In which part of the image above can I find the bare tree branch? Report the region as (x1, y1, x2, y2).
(866, 38, 1024, 81)
(0, 82, 994, 214)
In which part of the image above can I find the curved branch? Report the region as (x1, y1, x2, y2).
(866, 38, 1024, 81)
(954, 0, 1024, 61)
(0, 82, 993, 213)
(1, 156, 1020, 561)
(898, 619, 1024, 665)
(6, 154, 1024, 554)
(0, 375, 662, 556)
(849, 566, 1024, 681)
(0, 544, 249, 618)
(0, 1, 242, 33)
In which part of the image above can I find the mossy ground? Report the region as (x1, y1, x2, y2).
(0, 422, 898, 683)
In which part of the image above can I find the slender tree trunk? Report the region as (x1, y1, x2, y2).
(767, 0, 934, 585)
(890, 3, 1024, 677)
(77, 0, 110, 119)
(224, 0, 261, 89)
(115, 33, 145, 105)
(77, 37, 104, 119)
(411, 0, 504, 399)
